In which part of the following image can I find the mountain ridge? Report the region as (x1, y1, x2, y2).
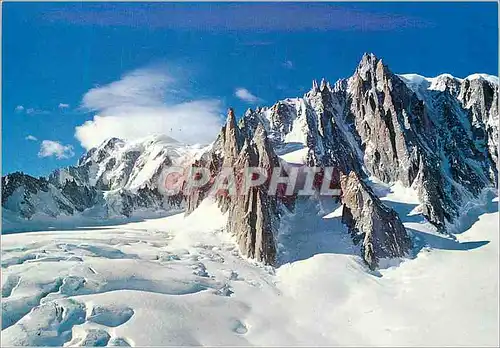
(2, 53, 498, 269)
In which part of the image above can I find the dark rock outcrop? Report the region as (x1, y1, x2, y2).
(458, 76, 499, 173)
(345, 53, 497, 229)
(340, 171, 412, 269)
(184, 111, 280, 264)
(183, 109, 243, 214)
(1, 172, 93, 218)
(61, 179, 100, 212)
(227, 124, 280, 264)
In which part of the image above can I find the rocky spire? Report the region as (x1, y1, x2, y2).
(253, 123, 279, 169)
(226, 122, 279, 265)
(320, 78, 328, 91)
(222, 108, 243, 167)
(184, 109, 244, 214)
(311, 79, 319, 93)
(346, 52, 497, 229)
(355, 52, 378, 79)
(340, 171, 412, 269)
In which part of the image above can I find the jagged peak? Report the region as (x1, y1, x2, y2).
(100, 137, 125, 149)
(307, 78, 334, 97)
(3, 171, 38, 181)
(252, 122, 273, 151)
(312, 79, 319, 92)
(320, 78, 328, 91)
(252, 122, 267, 143)
(354, 52, 391, 82)
(226, 108, 237, 127)
(361, 52, 378, 60)
(251, 122, 279, 169)
(77, 137, 125, 166)
(220, 107, 243, 166)
(358, 52, 380, 69)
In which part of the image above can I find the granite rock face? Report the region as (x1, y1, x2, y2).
(340, 171, 412, 269)
(211, 53, 497, 266)
(458, 76, 499, 171)
(227, 125, 280, 264)
(184, 111, 281, 265)
(346, 54, 497, 229)
(241, 53, 497, 231)
(185, 105, 412, 268)
(182, 109, 243, 214)
(346, 53, 425, 186)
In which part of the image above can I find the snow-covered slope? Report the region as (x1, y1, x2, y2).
(399, 72, 499, 92)
(55, 135, 196, 191)
(2, 191, 498, 346)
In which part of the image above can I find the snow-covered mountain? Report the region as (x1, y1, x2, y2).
(2, 53, 498, 270)
(240, 54, 498, 231)
(2, 53, 499, 346)
(186, 53, 497, 269)
(2, 135, 206, 226)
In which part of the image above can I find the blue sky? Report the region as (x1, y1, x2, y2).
(2, 2, 498, 177)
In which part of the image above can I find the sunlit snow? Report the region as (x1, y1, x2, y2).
(2, 186, 498, 346)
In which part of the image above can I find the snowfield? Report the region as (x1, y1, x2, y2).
(2, 187, 499, 346)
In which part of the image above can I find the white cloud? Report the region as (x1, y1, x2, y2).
(58, 103, 70, 109)
(15, 105, 50, 115)
(234, 88, 262, 104)
(25, 135, 38, 141)
(76, 66, 224, 149)
(283, 60, 294, 69)
(25, 108, 49, 115)
(38, 140, 75, 159)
